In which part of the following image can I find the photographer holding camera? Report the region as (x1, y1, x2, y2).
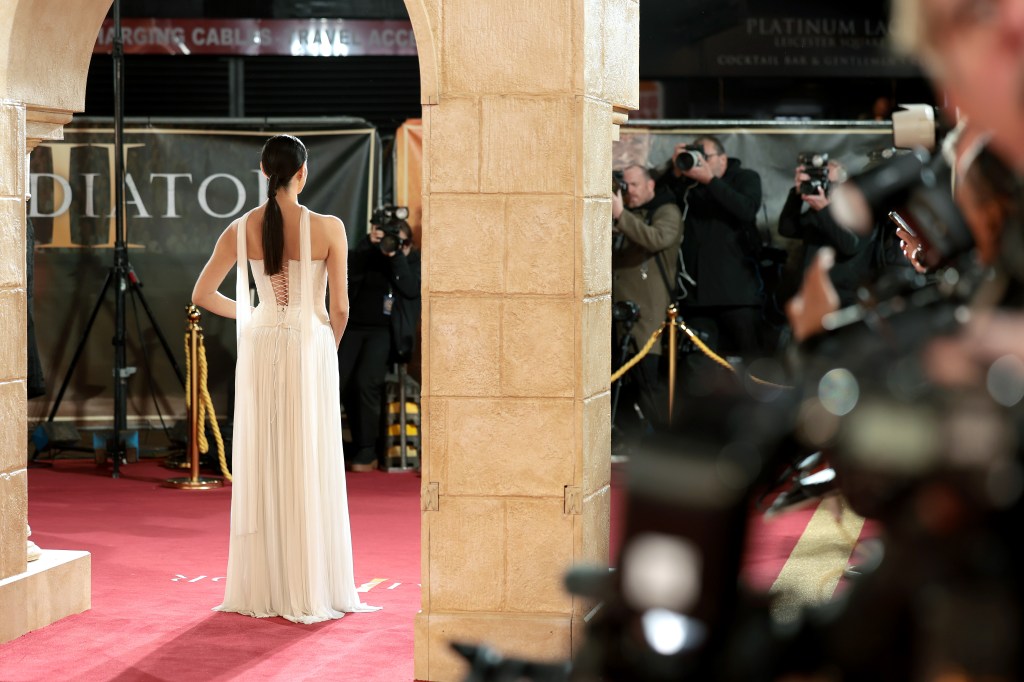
(661, 135, 765, 359)
(611, 164, 683, 432)
(338, 207, 421, 472)
(778, 155, 874, 308)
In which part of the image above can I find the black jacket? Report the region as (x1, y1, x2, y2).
(667, 158, 763, 307)
(777, 188, 875, 307)
(347, 235, 421, 330)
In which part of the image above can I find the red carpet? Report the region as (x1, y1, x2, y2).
(2, 459, 819, 681)
(742, 501, 821, 592)
(3, 459, 421, 682)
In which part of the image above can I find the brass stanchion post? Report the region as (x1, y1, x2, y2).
(667, 304, 678, 426)
(165, 305, 222, 490)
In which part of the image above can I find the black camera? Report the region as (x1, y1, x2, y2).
(674, 144, 705, 172)
(612, 170, 627, 195)
(797, 152, 830, 196)
(370, 204, 410, 255)
(612, 300, 640, 324)
(831, 149, 973, 270)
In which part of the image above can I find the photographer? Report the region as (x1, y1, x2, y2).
(661, 136, 764, 358)
(612, 164, 683, 430)
(338, 214, 421, 472)
(778, 157, 874, 307)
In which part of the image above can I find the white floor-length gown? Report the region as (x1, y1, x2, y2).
(214, 205, 379, 624)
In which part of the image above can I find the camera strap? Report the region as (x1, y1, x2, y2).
(652, 253, 673, 298)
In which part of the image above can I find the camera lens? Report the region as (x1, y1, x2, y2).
(675, 151, 701, 172)
(379, 233, 401, 254)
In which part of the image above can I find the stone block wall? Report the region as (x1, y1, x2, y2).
(414, 0, 638, 678)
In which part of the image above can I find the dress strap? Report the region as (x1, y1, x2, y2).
(234, 208, 256, 340)
(297, 206, 320, 481)
(232, 206, 259, 535)
(300, 206, 311, 267)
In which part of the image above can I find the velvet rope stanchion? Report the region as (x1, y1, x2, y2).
(667, 304, 678, 426)
(164, 306, 223, 490)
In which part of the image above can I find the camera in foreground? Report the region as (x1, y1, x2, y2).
(674, 145, 705, 172)
(797, 152, 830, 195)
(612, 300, 640, 324)
(370, 204, 410, 255)
(613, 170, 628, 195)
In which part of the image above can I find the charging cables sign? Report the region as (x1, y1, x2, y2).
(93, 19, 418, 57)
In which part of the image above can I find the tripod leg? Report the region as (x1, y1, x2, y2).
(129, 278, 186, 387)
(46, 269, 114, 422)
(610, 331, 636, 433)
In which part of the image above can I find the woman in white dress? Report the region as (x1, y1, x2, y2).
(192, 134, 379, 623)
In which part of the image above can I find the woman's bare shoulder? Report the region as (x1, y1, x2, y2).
(307, 209, 344, 231)
(307, 210, 347, 247)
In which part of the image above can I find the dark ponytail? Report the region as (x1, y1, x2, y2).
(259, 135, 307, 276)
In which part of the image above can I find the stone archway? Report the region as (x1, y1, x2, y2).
(0, 2, 639, 677)
(0, 0, 114, 643)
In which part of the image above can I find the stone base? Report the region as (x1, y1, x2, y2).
(0, 549, 91, 644)
(414, 610, 575, 682)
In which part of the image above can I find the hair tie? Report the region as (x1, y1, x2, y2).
(266, 175, 278, 199)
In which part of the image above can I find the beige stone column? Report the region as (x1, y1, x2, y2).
(0, 0, 111, 643)
(0, 100, 30, 584)
(412, 0, 638, 679)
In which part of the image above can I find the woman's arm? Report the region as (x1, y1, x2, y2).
(325, 216, 350, 348)
(192, 223, 239, 319)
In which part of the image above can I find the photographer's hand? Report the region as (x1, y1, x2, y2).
(681, 160, 713, 185)
(896, 225, 928, 273)
(671, 143, 689, 177)
(802, 186, 830, 212)
(794, 164, 809, 193)
(786, 247, 840, 343)
(612, 188, 624, 221)
(368, 227, 384, 244)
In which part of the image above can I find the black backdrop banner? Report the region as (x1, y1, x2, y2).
(29, 121, 380, 423)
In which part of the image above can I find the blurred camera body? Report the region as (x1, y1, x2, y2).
(798, 152, 830, 196)
(612, 300, 640, 324)
(612, 169, 628, 195)
(675, 144, 706, 172)
(892, 103, 939, 151)
(370, 204, 410, 255)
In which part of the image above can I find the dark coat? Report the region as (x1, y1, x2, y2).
(668, 158, 764, 307)
(612, 188, 683, 353)
(777, 188, 875, 307)
(347, 235, 421, 361)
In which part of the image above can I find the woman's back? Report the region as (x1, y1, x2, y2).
(244, 203, 335, 262)
(195, 134, 376, 624)
(217, 203, 377, 623)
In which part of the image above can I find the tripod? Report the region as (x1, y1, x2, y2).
(610, 320, 653, 455)
(38, 0, 185, 477)
(610, 321, 637, 430)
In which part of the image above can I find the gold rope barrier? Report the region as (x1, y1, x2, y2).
(197, 342, 231, 481)
(676, 319, 793, 390)
(165, 306, 225, 489)
(610, 308, 792, 419)
(610, 322, 667, 384)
